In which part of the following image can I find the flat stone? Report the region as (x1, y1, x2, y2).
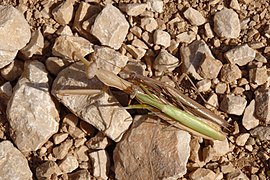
(125, 45, 146, 59)
(119, 3, 148, 16)
(59, 154, 79, 173)
(52, 0, 74, 25)
(36, 161, 62, 179)
(140, 17, 158, 32)
(131, 38, 148, 49)
(249, 66, 268, 86)
(0, 5, 31, 68)
(153, 49, 179, 73)
(6, 61, 59, 152)
(197, 54, 223, 79)
(53, 133, 69, 145)
(153, 30, 171, 48)
(189, 168, 216, 180)
(91, 4, 129, 49)
(255, 89, 270, 124)
(89, 150, 110, 180)
(183, 7, 206, 26)
(242, 100, 260, 130)
(86, 131, 111, 150)
(74, 145, 89, 162)
(176, 31, 196, 44)
(250, 126, 270, 141)
(52, 63, 133, 142)
(52, 35, 93, 60)
(215, 82, 228, 94)
(147, 0, 163, 13)
(213, 8, 240, 38)
(203, 139, 230, 163)
(20, 28, 44, 58)
(220, 162, 235, 174)
(180, 40, 215, 80)
(53, 139, 73, 160)
(220, 64, 242, 83)
(0, 141, 32, 179)
(1, 59, 24, 81)
(114, 115, 191, 179)
(227, 169, 249, 180)
(225, 44, 256, 66)
(220, 94, 247, 115)
(235, 133, 250, 146)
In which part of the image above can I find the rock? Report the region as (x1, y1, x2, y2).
(249, 66, 268, 86)
(0, 82, 12, 104)
(180, 40, 215, 80)
(147, 0, 163, 13)
(189, 168, 216, 180)
(56, 25, 73, 36)
(6, 61, 59, 152)
(225, 44, 256, 66)
(140, 17, 158, 32)
(203, 139, 230, 163)
(230, 0, 241, 10)
(52, 35, 93, 60)
(255, 89, 270, 124)
(91, 4, 129, 49)
(125, 45, 146, 59)
(52, 0, 74, 25)
(176, 31, 196, 44)
(196, 79, 211, 92)
(68, 169, 91, 180)
(89, 150, 110, 180)
(204, 23, 214, 38)
(153, 30, 171, 48)
(220, 162, 235, 174)
(74, 145, 89, 162)
(36, 161, 62, 179)
(153, 49, 179, 73)
(242, 100, 260, 130)
(119, 3, 148, 16)
(226, 169, 249, 180)
(130, 26, 143, 38)
(213, 8, 240, 38)
(114, 116, 191, 179)
(205, 93, 219, 110)
(197, 54, 223, 79)
(215, 82, 228, 94)
(52, 63, 133, 142)
(250, 126, 270, 141)
(20, 28, 44, 58)
(0, 5, 31, 68)
(59, 154, 79, 173)
(183, 7, 206, 26)
(86, 132, 111, 150)
(53, 133, 69, 145)
(0, 141, 32, 179)
(220, 94, 247, 115)
(45, 57, 68, 75)
(131, 38, 148, 49)
(53, 139, 73, 160)
(235, 133, 250, 146)
(0, 59, 24, 81)
(220, 64, 242, 83)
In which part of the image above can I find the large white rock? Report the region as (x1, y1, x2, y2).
(7, 61, 59, 152)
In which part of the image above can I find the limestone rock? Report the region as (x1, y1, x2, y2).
(250, 126, 270, 141)
(189, 168, 216, 180)
(45, 57, 68, 75)
(52, 0, 74, 25)
(203, 139, 230, 163)
(52, 35, 93, 60)
(89, 150, 110, 180)
(220, 64, 242, 83)
(59, 154, 79, 173)
(242, 100, 259, 130)
(114, 116, 191, 180)
(36, 161, 62, 179)
(225, 44, 256, 66)
(147, 0, 163, 13)
(140, 17, 158, 32)
(119, 3, 148, 16)
(0, 141, 32, 180)
(153, 49, 179, 73)
(53, 139, 73, 160)
(249, 66, 268, 86)
(196, 79, 211, 92)
(235, 133, 250, 146)
(125, 45, 146, 59)
(68, 169, 91, 180)
(213, 8, 240, 38)
(52, 63, 132, 142)
(183, 7, 206, 26)
(0, 60, 24, 81)
(197, 54, 223, 79)
(91, 4, 129, 49)
(226, 169, 249, 180)
(220, 94, 247, 115)
(6, 61, 59, 152)
(0, 5, 31, 68)
(176, 31, 196, 44)
(255, 89, 270, 124)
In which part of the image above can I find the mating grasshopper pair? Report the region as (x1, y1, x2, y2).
(59, 54, 228, 141)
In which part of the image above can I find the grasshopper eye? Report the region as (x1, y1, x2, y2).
(86, 61, 97, 79)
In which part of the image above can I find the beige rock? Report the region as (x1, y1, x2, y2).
(1, 60, 24, 81)
(52, 0, 74, 25)
(114, 116, 191, 179)
(254, 89, 270, 124)
(74, 137, 87, 148)
(59, 154, 79, 173)
(220, 64, 242, 83)
(189, 168, 216, 180)
(0, 5, 31, 68)
(119, 3, 148, 16)
(75, 145, 89, 162)
(130, 26, 143, 38)
(220, 94, 247, 115)
(205, 93, 219, 110)
(36, 161, 62, 179)
(0, 82, 12, 104)
(89, 150, 110, 179)
(215, 82, 227, 94)
(214, 8, 240, 38)
(176, 31, 196, 44)
(91, 4, 129, 49)
(45, 57, 68, 75)
(69, 126, 85, 139)
(249, 66, 268, 86)
(68, 169, 91, 180)
(53, 139, 73, 160)
(183, 7, 206, 26)
(125, 45, 146, 59)
(203, 139, 230, 163)
(250, 126, 270, 141)
(52, 63, 133, 142)
(230, 0, 241, 10)
(197, 54, 223, 79)
(53, 133, 69, 145)
(52, 35, 93, 60)
(153, 30, 171, 48)
(56, 25, 73, 36)
(242, 100, 259, 130)
(204, 23, 214, 38)
(140, 17, 158, 32)
(220, 162, 235, 174)
(147, 0, 163, 13)
(236, 133, 250, 146)
(0, 141, 32, 180)
(196, 79, 211, 92)
(6, 61, 59, 153)
(63, 113, 78, 128)
(227, 169, 249, 180)
(225, 44, 256, 66)
(131, 38, 148, 49)
(153, 49, 179, 73)
(86, 132, 111, 150)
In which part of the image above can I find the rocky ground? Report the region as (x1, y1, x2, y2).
(0, 0, 270, 179)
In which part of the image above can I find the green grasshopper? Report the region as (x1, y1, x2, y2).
(61, 54, 228, 141)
